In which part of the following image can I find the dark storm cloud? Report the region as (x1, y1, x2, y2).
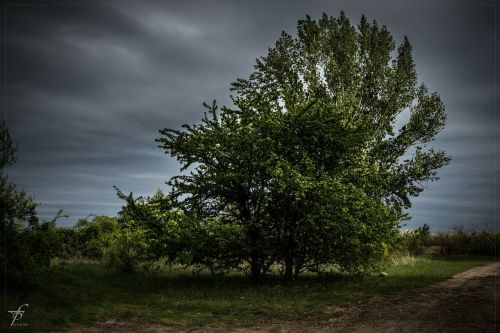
(2, 0, 498, 230)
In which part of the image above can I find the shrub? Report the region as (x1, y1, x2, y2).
(397, 224, 431, 256)
(431, 226, 499, 256)
(0, 121, 63, 289)
(103, 225, 149, 273)
(73, 215, 119, 259)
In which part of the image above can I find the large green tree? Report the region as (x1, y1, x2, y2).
(158, 13, 450, 283)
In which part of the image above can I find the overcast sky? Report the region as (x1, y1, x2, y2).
(1, 0, 498, 230)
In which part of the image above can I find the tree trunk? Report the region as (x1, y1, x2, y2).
(249, 227, 262, 284)
(250, 252, 261, 284)
(294, 260, 303, 279)
(283, 257, 294, 285)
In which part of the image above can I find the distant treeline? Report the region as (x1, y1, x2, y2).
(429, 227, 499, 256)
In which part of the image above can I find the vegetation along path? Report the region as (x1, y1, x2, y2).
(65, 261, 499, 333)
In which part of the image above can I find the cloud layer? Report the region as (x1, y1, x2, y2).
(2, 0, 498, 230)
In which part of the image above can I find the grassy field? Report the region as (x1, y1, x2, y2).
(3, 256, 494, 332)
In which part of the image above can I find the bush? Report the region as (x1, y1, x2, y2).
(397, 224, 431, 256)
(103, 225, 149, 273)
(0, 121, 63, 289)
(175, 216, 246, 273)
(1, 209, 65, 289)
(73, 215, 119, 259)
(111, 188, 246, 273)
(53, 227, 79, 259)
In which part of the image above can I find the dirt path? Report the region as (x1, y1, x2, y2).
(64, 262, 499, 333)
(327, 261, 500, 333)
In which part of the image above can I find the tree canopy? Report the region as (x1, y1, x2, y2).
(157, 12, 450, 283)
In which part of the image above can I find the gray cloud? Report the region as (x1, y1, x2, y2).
(2, 0, 498, 230)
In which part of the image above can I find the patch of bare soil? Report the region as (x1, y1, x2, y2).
(63, 262, 499, 333)
(325, 261, 500, 333)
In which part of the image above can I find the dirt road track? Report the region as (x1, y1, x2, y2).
(64, 261, 499, 333)
(327, 261, 500, 332)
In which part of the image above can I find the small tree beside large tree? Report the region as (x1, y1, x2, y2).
(0, 121, 64, 288)
(157, 12, 450, 284)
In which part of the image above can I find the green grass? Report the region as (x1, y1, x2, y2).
(3, 256, 494, 332)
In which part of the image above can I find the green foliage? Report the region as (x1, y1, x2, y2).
(65, 213, 148, 272)
(176, 216, 246, 272)
(53, 190, 188, 273)
(0, 121, 64, 289)
(115, 188, 181, 260)
(398, 224, 431, 256)
(0, 120, 17, 169)
(52, 227, 79, 259)
(109, 188, 245, 273)
(157, 13, 450, 283)
(104, 223, 148, 272)
(73, 215, 119, 259)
